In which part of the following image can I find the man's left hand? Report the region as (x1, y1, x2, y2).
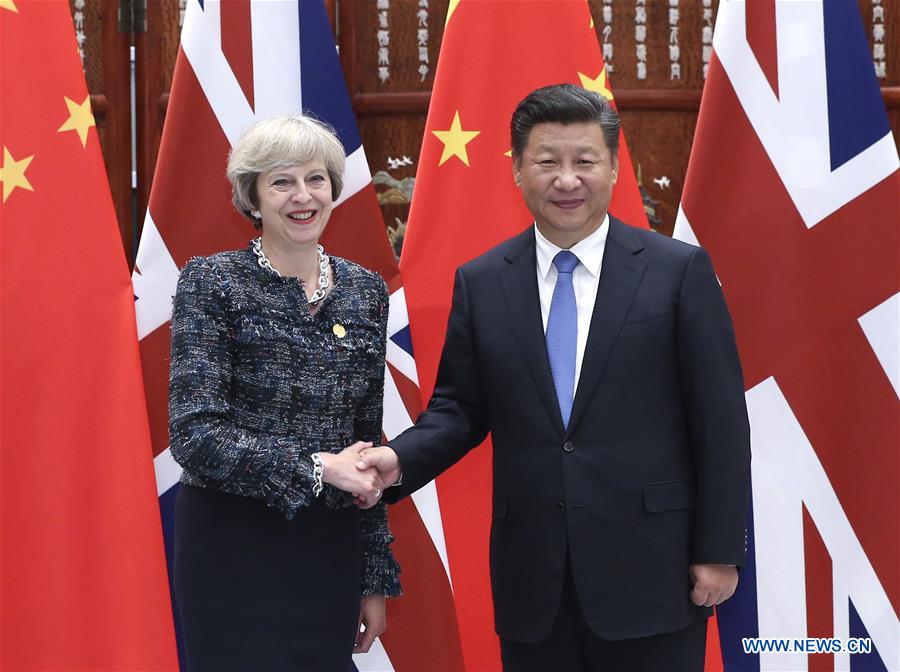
(689, 563, 738, 607)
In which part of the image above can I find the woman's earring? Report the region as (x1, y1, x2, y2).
(251, 210, 261, 219)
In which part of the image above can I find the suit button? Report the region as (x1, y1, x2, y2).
(558, 501, 566, 510)
(563, 441, 575, 453)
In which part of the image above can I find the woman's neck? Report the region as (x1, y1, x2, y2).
(259, 236, 319, 281)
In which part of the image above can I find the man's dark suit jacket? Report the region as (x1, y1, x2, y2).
(387, 217, 751, 643)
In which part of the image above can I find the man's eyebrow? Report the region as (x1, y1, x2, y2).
(532, 144, 602, 154)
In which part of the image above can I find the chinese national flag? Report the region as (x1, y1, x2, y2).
(0, 2, 178, 669)
(400, 1, 647, 669)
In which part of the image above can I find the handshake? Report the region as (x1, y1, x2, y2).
(315, 441, 401, 509)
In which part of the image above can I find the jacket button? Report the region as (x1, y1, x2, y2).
(558, 501, 566, 510)
(563, 441, 575, 453)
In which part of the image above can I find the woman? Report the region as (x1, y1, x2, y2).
(168, 114, 400, 671)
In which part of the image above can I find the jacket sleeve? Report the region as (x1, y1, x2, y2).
(354, 277, 401, 595)
(359, 502, 402, 596)
(676, 246, 751, 566)
(387, 266, 491, 499)
(168, 256, 317, 519)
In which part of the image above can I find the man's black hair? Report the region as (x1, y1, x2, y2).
(510, 83, 621, 159)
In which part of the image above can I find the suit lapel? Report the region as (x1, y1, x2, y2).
(499, 228, 566, 434)
(567, 218, 646, 436)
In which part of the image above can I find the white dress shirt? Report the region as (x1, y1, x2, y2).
(534, 215, 609, 392)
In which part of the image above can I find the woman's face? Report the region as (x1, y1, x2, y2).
(256, 160, 334, 250)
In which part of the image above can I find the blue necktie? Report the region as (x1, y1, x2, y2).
(546, 251, 580, 428)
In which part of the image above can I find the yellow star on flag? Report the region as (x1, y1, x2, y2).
(0, 0, 18, 13)
(57, 95, 96, 147)
(579, 68, 614, 102)
(432, 111, 480, 167)
(1, 147, 35, 202)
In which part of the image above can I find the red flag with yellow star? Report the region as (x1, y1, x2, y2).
(399, 1, 648, 669)
(0, 2, 178, 669)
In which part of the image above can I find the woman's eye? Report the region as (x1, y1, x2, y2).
(308, 174, 327, 185)
(272, 178, 290, 188)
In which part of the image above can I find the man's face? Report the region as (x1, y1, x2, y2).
(514, 121, 618, 248)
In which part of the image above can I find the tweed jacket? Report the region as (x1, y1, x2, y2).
(168, 243, 400, 596)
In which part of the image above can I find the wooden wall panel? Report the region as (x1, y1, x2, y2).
(858, 0, 900, 140)
(357, 112, 426, 254)
(71, 0, 132, 258)
(344, 0, 443, 93)
(587, 0, 717, 90)
(134, 0, 182, 242)
(339, 0, 444, 233)
(621, 109, 699, 234)
(583, 0, 719, 234)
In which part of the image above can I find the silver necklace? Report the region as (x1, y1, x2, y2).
(252, 237, 331, 305)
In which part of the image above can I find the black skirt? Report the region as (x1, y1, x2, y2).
(174, 484, 362, 672)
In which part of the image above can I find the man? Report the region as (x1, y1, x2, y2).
(360, 84, 750, 671)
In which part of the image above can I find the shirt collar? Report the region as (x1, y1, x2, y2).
(534, 214, 609, 280)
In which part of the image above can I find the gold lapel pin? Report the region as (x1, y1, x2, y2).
(332, 323, 346, 338)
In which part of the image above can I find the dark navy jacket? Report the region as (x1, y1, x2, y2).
(388, 218, 750, 641)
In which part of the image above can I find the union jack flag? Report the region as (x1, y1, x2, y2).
(132, 1, 463, 669)
(675, 1, 899, 670)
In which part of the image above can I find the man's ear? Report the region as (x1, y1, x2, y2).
(512, 157, 522, 185)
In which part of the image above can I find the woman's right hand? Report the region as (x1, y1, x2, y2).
(317, 442, 383, 505)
